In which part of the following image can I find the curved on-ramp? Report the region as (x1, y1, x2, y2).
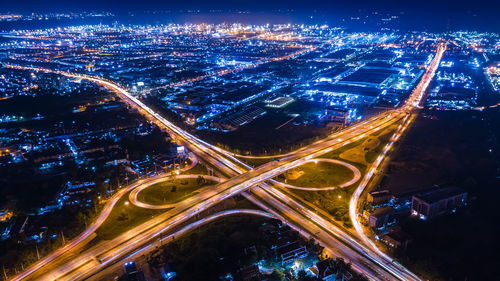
(273, 158, 361, 191)
(9, 155, 198, 281)
(129, 174, 224, 209)
(66, 209, 278, 281)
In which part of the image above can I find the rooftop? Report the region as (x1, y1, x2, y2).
(414, 186, 466, 204)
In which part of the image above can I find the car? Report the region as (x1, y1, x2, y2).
(124, 261, 138, 275)
(124, 261, 145, 281)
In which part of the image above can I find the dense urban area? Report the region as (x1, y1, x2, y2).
(0, 9, 499, 281)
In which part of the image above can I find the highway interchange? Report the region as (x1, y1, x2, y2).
(7, 42, 446, 281)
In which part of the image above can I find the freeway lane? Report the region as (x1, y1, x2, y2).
(8, 43, 445, 281)
(129, 174, 224, 209)
(249, 186, 399, 281)
(24, 109, 403, 281)
(349, 42, 447, 273)
(19, 84, 401, 280)
(6, 63, 406, 280)
(272, 158, 362, 191)
(84, 208, 279, 281)
(8, 154, 198, 281)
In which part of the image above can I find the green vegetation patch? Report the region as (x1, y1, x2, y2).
(181, 163, 208, 175)
(280, 161, 355, 188)
(336, 123, 398, 165)
(292, 188, 353, 227)
(96, 191, 169, 241)
(339, 137, 380, 165)
(137, 177, 216, 205)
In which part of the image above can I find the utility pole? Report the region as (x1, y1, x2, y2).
(35, 243, 40, 260)
(3, 265, 8, 280)
(61, 230, 66, 245)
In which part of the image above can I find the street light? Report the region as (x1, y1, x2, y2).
(124, 201, 129, 206)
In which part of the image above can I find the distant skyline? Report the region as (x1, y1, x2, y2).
(2, 0, 498, 16)
(1, 1, 499, 33)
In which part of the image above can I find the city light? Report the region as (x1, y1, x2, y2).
(0, 8, 496, 281)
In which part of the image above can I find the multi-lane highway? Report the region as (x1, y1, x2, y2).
(129, 174, 224, 209)
(8, 42, 446, 281)
(349, 42, 447, 268)
(7, 65, 408, 280)
(272, 158, 361, 191)
(8, 155, 199, 281)
(85, 208, 280, 281)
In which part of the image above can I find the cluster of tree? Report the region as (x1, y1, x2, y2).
(295, 191, 351, 227)
(145, 215, 323, 281)
(0, 203, 101, 277)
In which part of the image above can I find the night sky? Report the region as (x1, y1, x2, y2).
(2, 0, 497, 14)
(1, 0, 498, 32)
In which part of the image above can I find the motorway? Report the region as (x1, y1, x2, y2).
(8, 42, 445, 281)
(7, 68, 408, 280)
(129, 174, 224, 209)
(348, 42, 447, 270)
(7, 155, 198, 281)
(84, 208, 280, 281)
(272, 158, 361, 191)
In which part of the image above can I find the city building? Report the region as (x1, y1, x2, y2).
(266, 96, 295, 108)
(275, 240, 309, 265)
(211, 106, 266, 131)
(367, 190, 392, 205)
(365, 206, 394, 228)
(309, 259, 354, 281)
(0, 209, 13, 222)
(124, 261, 145, 281)
(411, 186, 467, 220)
(238, 264, 263, 281)
(381, 228, 411, 249)
(323, 107, 352, 124)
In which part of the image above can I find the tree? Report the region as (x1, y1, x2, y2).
(268, 269, 285, 281)
(297, 270, 319, 281)
(95, 181, 107, 195)
(306, 239, 323, 254)
(117, 212, 128, 221)
(197, 175, 205, 185)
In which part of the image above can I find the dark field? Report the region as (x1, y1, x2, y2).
(381, 109, 500, 281)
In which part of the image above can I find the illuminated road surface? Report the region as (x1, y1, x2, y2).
(14, 105, 404, 281)
(348, 42, 447, 273)
(6, 70, 407, 280)
(72, 209, 279, 281)
(7, 154, 197, 281)
(129, 174, 223, 209)
(7, 43, 445, 281)
(273, 158, 361, 191)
